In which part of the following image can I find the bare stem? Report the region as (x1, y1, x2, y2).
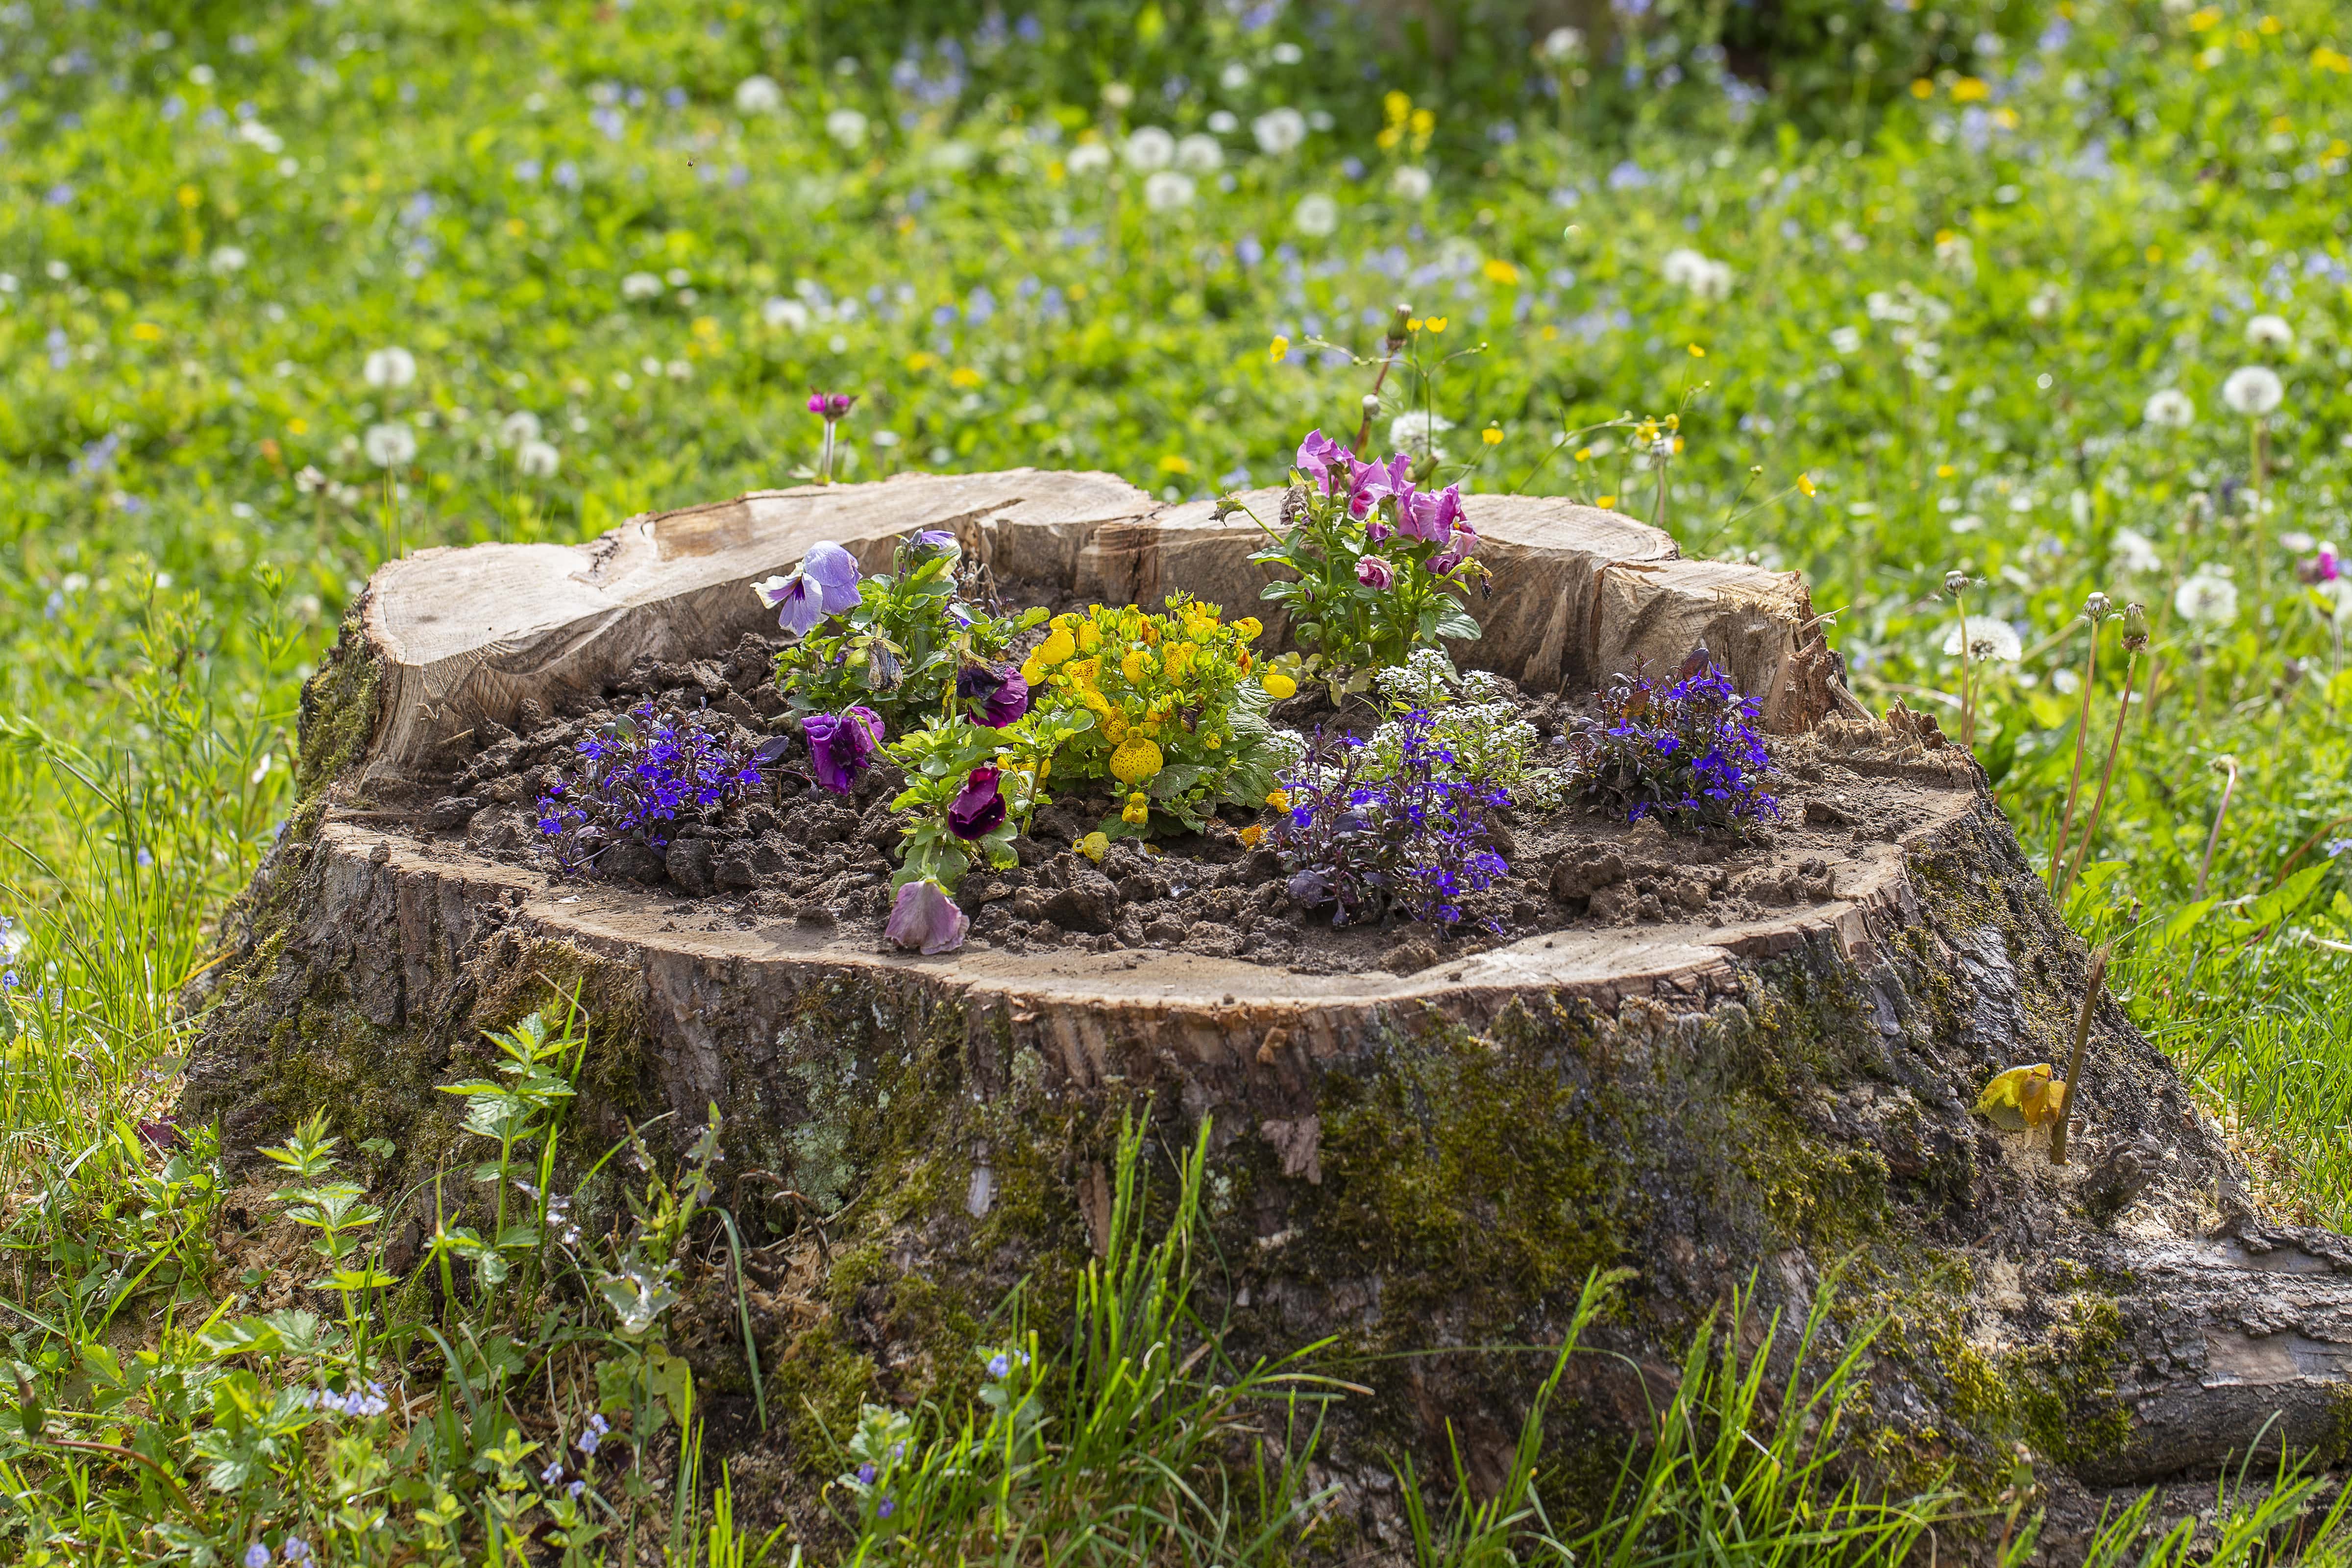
(2050, 620, 2099, 885)
(2049, 942, 2110, 1166)
(2060, 650, 2138, 905)
(1955, 591, 1976, 749)
(2194, 756, 2240, 900)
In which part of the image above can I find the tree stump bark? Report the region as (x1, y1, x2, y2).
(188, 470, 2352, 1557)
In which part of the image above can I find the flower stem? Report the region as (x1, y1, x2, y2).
(2049, 941, 2109, 1167)
(2049, 618, 2098, 887)
(2194, 755, 2240, 900)
(2059, 650, 2138, 906)
(1954, 590, 1976, 749)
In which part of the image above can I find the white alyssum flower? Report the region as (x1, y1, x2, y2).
(2111, 526, 2165, 575)
(734, 74, 784, 115)
(1123, 126, 1176, 171)
(2175, 568, 2239, 627)
(2222, 365, 2284, 416)
(363, 346, 416, 389)
(763, 296, 810, 330)
(621, 271, 663, 301)
(1389, 164, 1433, 201)
(1292, 193, 1339, 236)
(1065, 142, 1113, 175)
(364, 421, 418, 467)
(1252, 107, 1307, 156)
(1942, 616, 2023, 662)
(824, 107, 868, 148)
(1388, 410, 1454, 460)
(517, 439, 561, 477)
(2247, 313, 2294, 348)
(1662, 247, 1732, 300)
(1142, 170, 1196, 211)
(499, 411, 542, 447)
(2142, 388, 2195, 429)
(1174, 133, 1223, 172)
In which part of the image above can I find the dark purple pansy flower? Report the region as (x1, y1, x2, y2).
(956, 661, 1030, 727)
(947, 766, 1007, 839)
(803, 706, 884, 794)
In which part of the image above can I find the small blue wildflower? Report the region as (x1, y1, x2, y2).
(858, 1462, 878, 1485)
(245, 1545, 270, 1568)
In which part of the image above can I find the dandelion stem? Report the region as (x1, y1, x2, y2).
(2049, 611, 2099, 887)
(1953, 588, 1976, 749)
(2060, 650, 2138, 906)
(2049, 942, 2109, 1167)
(2193, 755, 2240, 900)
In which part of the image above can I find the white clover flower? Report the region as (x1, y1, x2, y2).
(2175, 568, 2238, 627)
(1251, 107, 1307, 156)
(2142, 388, 2195, 429)
(517, 439, 561, 477)
(1388, 409, 1454, 460)
(621, 271, 663, 302)
(1065, 142, 1114, 175)
(762, 296, 810, 330)
(1829, 325, 1863, 355)
(363, 346, 416, 389)
(364, 421, 417, 467)
(1389, 164, 1434, 201)
(1942, 615, 2022, 662)
(1174, 133, 1223, 172)
(734, 74, 784, 115)
(1291, 192, 1339, 236)
(209, 245, 248, 275)
(2222, 365, 2284, 416)
(2247, 313, 2294, 348)
(1142, 170, 1196, 211)
(499, 411, 542, 447)
(824, 107, 869, 148)
(2111, 526, 2164, 575)
(1123, 125, 1176, 171)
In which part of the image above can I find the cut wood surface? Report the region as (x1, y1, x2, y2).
(358, 469, 1839, 790)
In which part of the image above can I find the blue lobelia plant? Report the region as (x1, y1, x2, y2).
(535, 703, 764, 875)
(1566, 650, 1779, 831)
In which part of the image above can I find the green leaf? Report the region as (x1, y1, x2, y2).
(1434, 608, 1483, 640)
(2158, 897, 2219, 945)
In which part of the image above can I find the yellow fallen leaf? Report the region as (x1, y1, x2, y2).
(1974, 1063, 2066, 1131)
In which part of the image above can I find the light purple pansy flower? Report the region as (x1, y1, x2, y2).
(887, 878, 969, 955)
(1295, 428, 1346, 489)
(752, 540, 863, 637)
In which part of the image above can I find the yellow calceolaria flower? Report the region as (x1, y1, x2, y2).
(1974, 1063, 2066, 1131)
(1122, 649, 1153, 684)
(1111, 734, 1164, 785)
(1266, 789, 1290, 811)
(1034, 625, 1077, 666)
(1077, 621, 1101, 653)
(1077, 831, 1110, 863)
(1122, 792, 1152, 826)
(1238, 824, 1265, 848)
(1261, 668, 1297, 700)
(1232, 616, 1261, 642)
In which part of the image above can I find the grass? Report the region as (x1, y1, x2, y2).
(5, 0, 2352, 1558)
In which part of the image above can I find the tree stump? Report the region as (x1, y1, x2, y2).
(188, 470, 2352, 1555)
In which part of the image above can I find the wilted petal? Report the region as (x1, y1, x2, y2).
(887, 879, 969, 955)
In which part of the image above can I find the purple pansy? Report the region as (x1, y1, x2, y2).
(1356, 556, 1395, 590)
(753, 540, 864, 637)
(956, 661, 1030, 726)
(886, 878, 969, 955)
(1295, 428, 1346, 489)
(803, 706, 884, 794)
(947, 766, 1007, 839)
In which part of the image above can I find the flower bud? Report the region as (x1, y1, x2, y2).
(2085, 590, 2110, 622)
(2122, 602, 2149, 651)
(1386, 302, 1413, 348)
(1945, 570, 1971, 596)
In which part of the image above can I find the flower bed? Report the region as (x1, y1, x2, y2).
(431, 439, 1939, 973)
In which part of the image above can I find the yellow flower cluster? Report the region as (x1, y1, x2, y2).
(1021, 597, 1276, 802)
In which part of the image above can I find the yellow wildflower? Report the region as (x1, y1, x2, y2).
(1261, 668, 1297, 700)
(1270, 335, 1290, 362)
(1121, 792, 1151, 826)
(1077, 832, 1109, 863)
(1110, 735, 1164, 785)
